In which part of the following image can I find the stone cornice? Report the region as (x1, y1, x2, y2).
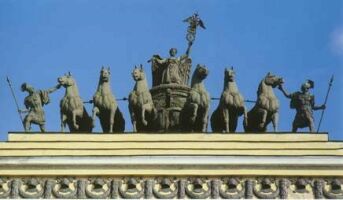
(0, 133, 342, 198)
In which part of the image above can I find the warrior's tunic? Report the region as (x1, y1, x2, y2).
(24, 90, 50, 125)
(290, 92, 315, 128)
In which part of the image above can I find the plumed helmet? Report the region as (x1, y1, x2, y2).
(301, 79, 314, 90)
(21, 83, 28, 91)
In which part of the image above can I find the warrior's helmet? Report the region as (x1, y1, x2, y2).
(301, 80, 314, 91)
(21, 83, 33, 92)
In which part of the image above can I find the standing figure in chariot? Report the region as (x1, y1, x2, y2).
(152, 48, 182, 84)
(150, 47, 192, 86)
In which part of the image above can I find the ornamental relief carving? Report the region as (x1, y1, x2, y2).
(0, 176, 341, 199)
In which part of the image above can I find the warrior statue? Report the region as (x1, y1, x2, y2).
(149, 47, 192, 86)
(278, 80, 326, 132)
(19, 83, 61, 132)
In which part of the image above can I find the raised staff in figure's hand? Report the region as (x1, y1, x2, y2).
(278, 79, 326, 133)
(183, 12, 206, 43)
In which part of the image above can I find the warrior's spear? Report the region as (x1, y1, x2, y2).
(6, 76, 25, 130)
(317, 75, 334, 133)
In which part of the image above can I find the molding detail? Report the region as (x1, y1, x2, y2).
(253, 178, 279, 199)
(0, 178, 11, 198)
(152, 178, 178, 199)
(323, 179, 343, 199)
(0, 177, 341, 199)
(219, 178, 245, 199)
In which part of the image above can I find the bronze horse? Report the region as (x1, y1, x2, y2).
(58, 72, 92, 132)
(128, 65, 157, 132)
(244, 72, 283, 132)
(92, 67, 125, 133)
(182, 64, 210, 132)
(211, 67, 247, 133)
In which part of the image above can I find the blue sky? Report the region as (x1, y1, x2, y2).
(0, 0, 342, 140)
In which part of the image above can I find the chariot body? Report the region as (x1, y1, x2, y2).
(149, 50, 192, 132)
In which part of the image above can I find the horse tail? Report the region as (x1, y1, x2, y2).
(79, 106, 93, 132)
(210, 108, 221, 132)
(113, 108, 125, 132)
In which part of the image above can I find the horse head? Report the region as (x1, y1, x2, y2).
(263, 72, 284, 88)
(132, 64, 145, 81)
(58, 72, 75, 88)
(224, 66, 235, 82)
(194, 64, 209, 80)
(100, 66, 111, 82)
(244, 72, 283, 132)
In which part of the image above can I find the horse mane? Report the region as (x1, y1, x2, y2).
(257, 79, 264, 96)
(134, 71, 149, 92)
(190, 67, 200, 87)
(191, 66, 208, 91)
(256, 78, 279, 112)
(93, 73, 116, 110)
(223, 73, 229, 92)
(130, 69, 153, 106)
(60, 78, 83, 113)
(222, 78, 244, 108)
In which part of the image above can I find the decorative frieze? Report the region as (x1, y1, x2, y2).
(0, 177, 342, 199)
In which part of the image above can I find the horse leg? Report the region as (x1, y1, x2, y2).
(109, 107, 116, 133)
(202, 106, 209, 132)
(259, 109, 267, 130)
(132, 120, 137, 133)
(92, 107, 99, 128)
(60, 113, 67, 132)
(72, 110, 79, 130)
(141, 105, 148, 126)
(243, 106, 248, 127)
(230, 116, 239, 132)
(190, 103, 198, 123)
(272, 112, 279, 132)
(132, 118, 137, 133)
(223, 108, 229, 133)
(129, 105, 137, 132)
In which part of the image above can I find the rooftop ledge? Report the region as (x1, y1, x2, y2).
(0, 132, 343, 176)
(8, 132, 329, 142)
(1, 132, 341, 157)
